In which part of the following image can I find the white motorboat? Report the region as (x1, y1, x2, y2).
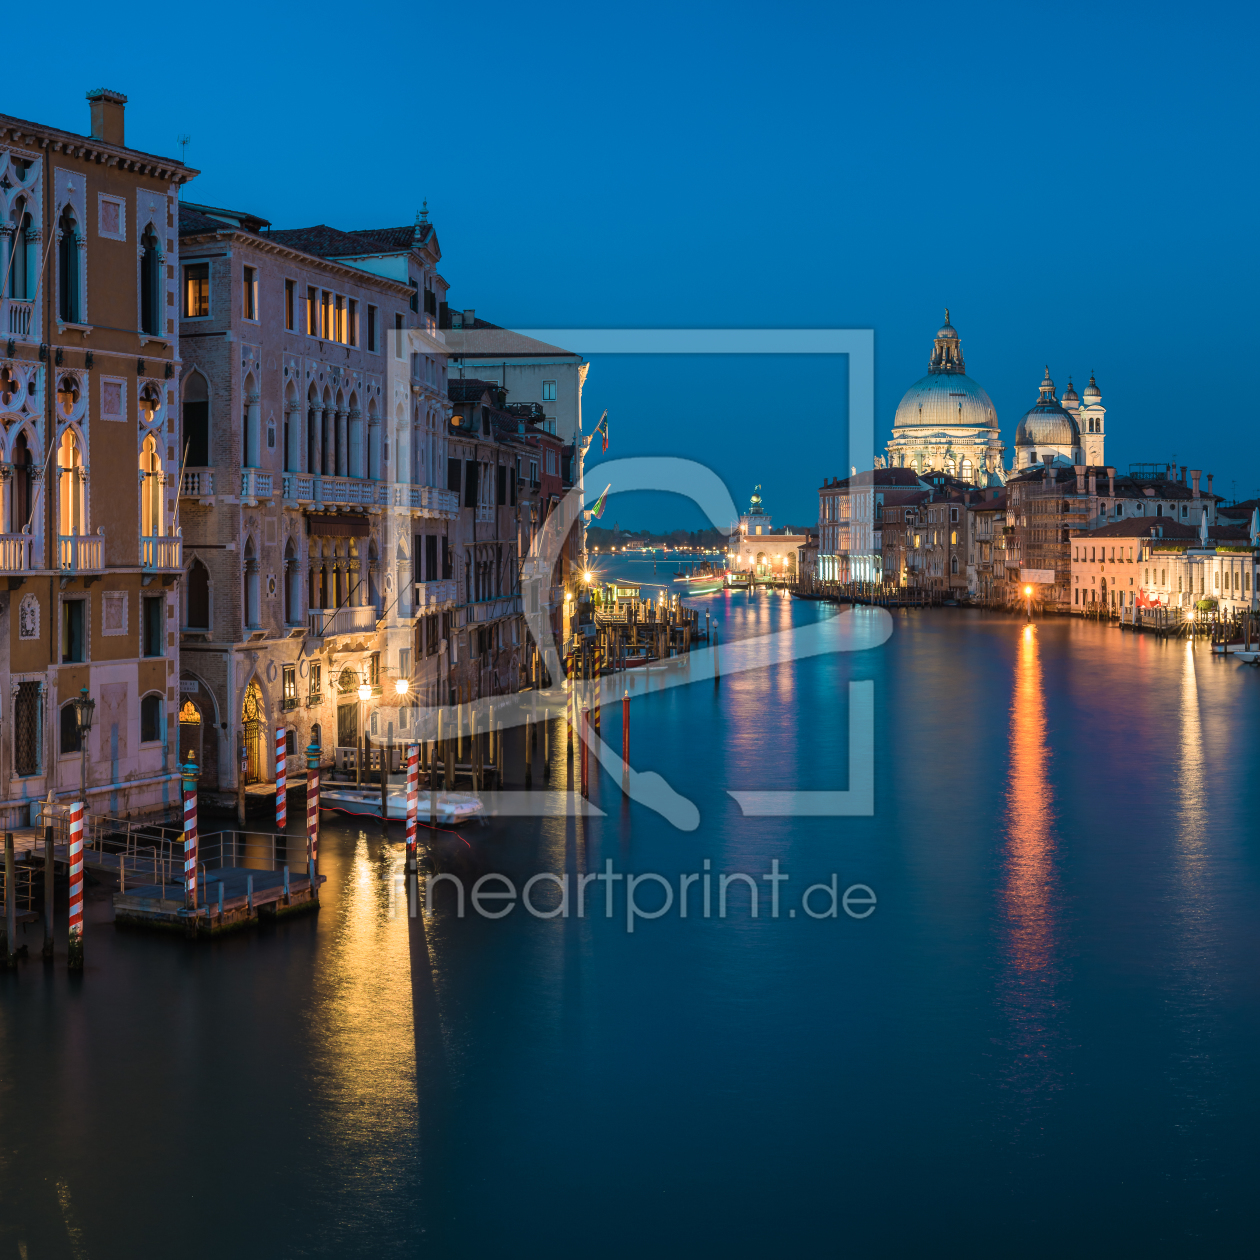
(319, 786, 485, 825)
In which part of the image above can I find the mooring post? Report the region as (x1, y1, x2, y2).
(282, 867, 289, 907)
(247, 874, 254, 914)
(3, 831, 15, 968)
(381, 735, 391, 833)
(543, 705, 551, 781)
(43, 790, 54, 961)
(622, 689, 630, 777)
(305, 741, 321, 880)
(237, 729, 246, 827)
(405, 743, 419, 873)
(67, 802, 84, 972)
(713, 624, 720, 685)
(275, 727, 287, 832)
(182, 757, 200, 913)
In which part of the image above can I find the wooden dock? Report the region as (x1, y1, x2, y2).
(114, 864, 323, 936)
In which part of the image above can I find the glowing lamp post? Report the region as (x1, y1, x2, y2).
(73, 688, 95, 804)
(1024, 584, 1034, 622)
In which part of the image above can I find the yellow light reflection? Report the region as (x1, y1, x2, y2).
(996, 623, 1064, 1111)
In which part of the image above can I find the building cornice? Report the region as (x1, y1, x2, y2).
(0, 114, 197, 183)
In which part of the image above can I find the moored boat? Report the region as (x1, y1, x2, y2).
(319, 787, 485, 825)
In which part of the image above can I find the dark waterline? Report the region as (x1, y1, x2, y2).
(3, 565, 1259, 1258)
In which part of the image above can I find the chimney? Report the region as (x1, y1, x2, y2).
(1074, 464, 1086, 494)
(463, 309, 475, 327)
(1180, 465, 1187, 485)
(86, 88, 127, 146)
(1207, 474, 1214, 497)
(1088, 472, 1097, 497)
(1191, 470, 1201, 499)
(1106, 466, 1115, 498)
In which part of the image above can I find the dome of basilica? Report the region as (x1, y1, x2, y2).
(1014, 368, 1080, 448)
(892, 312, 999, 431)
(893, 372, 999, 430)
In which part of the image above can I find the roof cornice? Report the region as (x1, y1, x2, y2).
(178, 229, 416, 295)
(0, 113, 197, 183)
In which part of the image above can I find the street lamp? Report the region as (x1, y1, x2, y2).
(1024, 584, 1033, 622)
(73, 687, 95, 803)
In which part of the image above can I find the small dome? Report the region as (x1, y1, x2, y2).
(1061, 377, 1079, 404)
(1083, 372, 1101, 400)
(1015, 368, 1080, 448)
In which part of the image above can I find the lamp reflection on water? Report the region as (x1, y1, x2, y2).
(996, 623, 1066, 1118)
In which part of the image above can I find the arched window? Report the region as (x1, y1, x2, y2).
(58, 205, 81, 323)
(186, 557, 210, 628)
(9, 430, 33, 534)
(10, 197, 34, 303)
(284, 538, 301, 625)
(244, 537, 260, 628)
(307, 390, 320, 475)
(368, 400, 381, 480)
(960, 457, 973, 482)
(310, 722, 322, 751)
(139, 382, 161, 428)
(140, 693, 163, 743)
(57, 429, 85, 536)
(348, 392, 363, 479)
(284, 386, 299, 472)
(242, 375, 260, 468)
(60, 702, 81, 754)
(950, 554, 959, 574)
(140, 225, 161, 335)
(140, 434, 163, 537)
(183, 372, 209, 465)
(57, 375, 80, 419)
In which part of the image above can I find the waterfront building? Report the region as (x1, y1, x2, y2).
(443, 311, 587, 442)
(966, 491, 1008, 603)
(879, 489, 973, 594)
(728, 486, 804, 579)
(883, 314, 1005, 486)
(175, 203, 457, 790)
(1070, 518, 1257, 615)
(817, 467, 923, 583)
(1, 92, 196, 825)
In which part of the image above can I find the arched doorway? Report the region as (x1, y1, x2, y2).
(178, 699, 203, 768)
(242, 678, 265, 783)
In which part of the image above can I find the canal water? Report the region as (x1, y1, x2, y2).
(3, 560, 1260, 1258)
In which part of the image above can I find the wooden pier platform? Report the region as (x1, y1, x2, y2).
(113, 865, 324, 936)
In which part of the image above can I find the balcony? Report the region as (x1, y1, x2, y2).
(415, 579, 457, 609)
(0, 533, 32, 572)
(421, 485, 459, 515)
(181, 468, 214, 497)
(240, 468, 274, 500)
(284, 474, 379, 507)
(307, 604, 380, 638)
(59, 534, 104, 573)
(6, 300, 33, 337)
(476, 504, 495, 524)
(141, 535, 182, 571)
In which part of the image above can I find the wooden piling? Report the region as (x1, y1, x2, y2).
(43, 792, 54, 960)
(3, 831, 15, 968)
(713, 625, 720, 685)
(622, 689, 630, 775)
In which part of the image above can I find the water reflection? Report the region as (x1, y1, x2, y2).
(995, 624, 1066, 1123)
(310, 831, 418, 1206)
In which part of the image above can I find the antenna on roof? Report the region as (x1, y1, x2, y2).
(177, 133, 190, 163)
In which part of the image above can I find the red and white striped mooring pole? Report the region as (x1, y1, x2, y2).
(67, 801, 84, 971)
(183, 757, 200, 912)
(275, 727, 287, 830)
(306, 741, 320, 881)
(405, 743, 419, 869)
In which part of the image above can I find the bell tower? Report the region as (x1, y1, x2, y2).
(1081, 373, 1105, 465)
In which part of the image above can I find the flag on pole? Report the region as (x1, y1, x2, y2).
(589, 483, 611, 519)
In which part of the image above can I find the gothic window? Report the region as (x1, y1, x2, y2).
(9, 430, 33, 533)
(57, 429, 86, 536)
(57, 375, 80, 418)
(57, 205, 81, 323)
(183, 372, 210, 466)
(140, 226, 162, 335)
(186, 558, 210, 628)
(139, 382, 161, 428)
(9, 197, 34, 302)
(60, 702, 81, 754)
(14, 681, 42, 775)
(140, 434, 163, 537)
(244, 537, 260, 628)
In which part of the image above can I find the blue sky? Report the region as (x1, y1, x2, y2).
(35, 0, 1260, 525)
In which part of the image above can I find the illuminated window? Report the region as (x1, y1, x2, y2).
(183, 263, 210, 318)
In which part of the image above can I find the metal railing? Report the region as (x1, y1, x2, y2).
(141, 534, 181, 570)
(59, 533, 103, 572)
(0, 533, 32, 571)
(181, 468, 214, 496)
(308, 604, 380, 637)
